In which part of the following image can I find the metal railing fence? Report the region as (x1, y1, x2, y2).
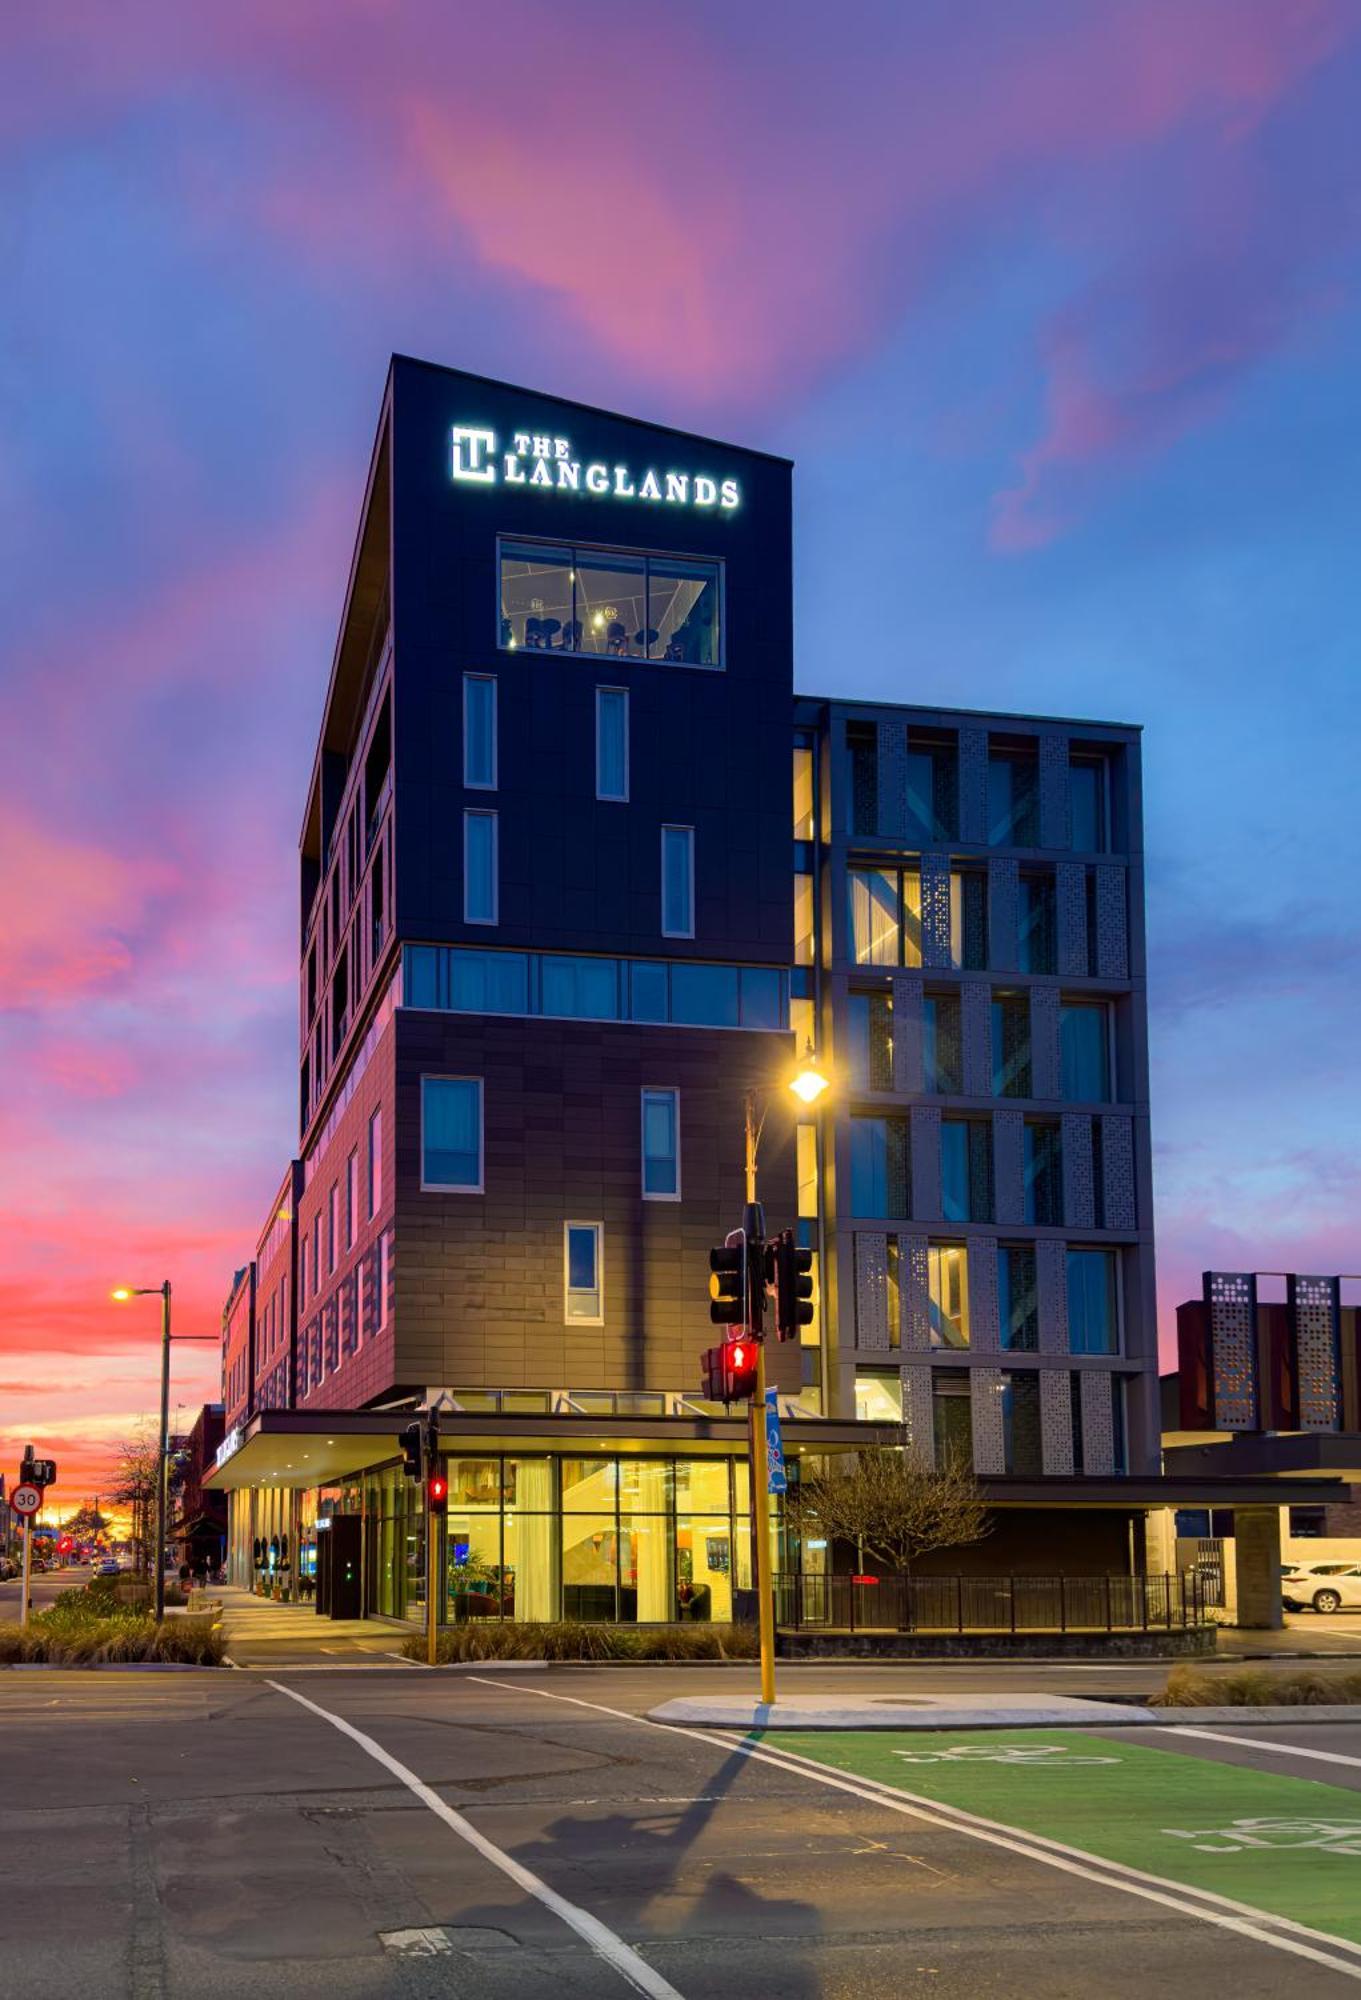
(774, 1570, 1206, 1634)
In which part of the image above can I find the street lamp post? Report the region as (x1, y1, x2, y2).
(744, 1045, 830, 1708)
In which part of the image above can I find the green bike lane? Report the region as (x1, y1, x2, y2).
(763, 1727, 1361, 1950)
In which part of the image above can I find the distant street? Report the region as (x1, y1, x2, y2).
(0, 1560, 93, 1615)
(5, 1662, 1361, 1998)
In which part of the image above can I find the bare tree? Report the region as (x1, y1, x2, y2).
(787, 1433, 991, 1573)
(109, 1428, 160, 1577)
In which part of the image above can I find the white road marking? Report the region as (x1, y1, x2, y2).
(266, 1679, 683, 2000)
(1161, 1726, 1361, 1771)
(466, 1676, 1361, 1982)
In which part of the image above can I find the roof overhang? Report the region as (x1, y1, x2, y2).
(1164, 1431, 1361, 1483)
(206, 1410, 1351, 1510)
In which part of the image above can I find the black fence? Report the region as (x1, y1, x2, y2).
(773, 1571, 1207, 1634)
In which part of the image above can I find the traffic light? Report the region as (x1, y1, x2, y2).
(770, 1229, 815, 1342)
(708, 1231, 747, 1327)
(427, 1466, 448, 1516)
(400, 1421, 424, 1481)
(700, 1336, 760, 1405)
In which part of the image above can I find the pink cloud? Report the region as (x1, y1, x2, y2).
(0, 807, 164, 1008)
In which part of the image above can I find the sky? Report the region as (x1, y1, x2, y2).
(3, 0, 1359, 1504)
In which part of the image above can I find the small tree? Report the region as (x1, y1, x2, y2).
(787, 1432, 991, 1573)
(109, 1428, 161, 1577)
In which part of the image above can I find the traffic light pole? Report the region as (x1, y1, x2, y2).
(744, 1095, 777, 1708)
(427, 1487, 439, 1668)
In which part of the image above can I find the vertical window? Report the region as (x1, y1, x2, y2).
(941, 1120, 992, 1223)
(1067, 1249, 1119, 1354)
(299, 1233, 308, 1308)
(595, 687, 629, 801)
(367, 1106, 383, 1218)
(991, 994, 1032, 1097)
(355, 1260, 365, 1346)
(906, 731, 958, 842)
(1002, 1372, 1043, 1474)
(999, 1245, 1039, 1351)
(464, 811, 498, 925)
(641, 1087, 680, 1199)
(988, 747, 1038, 846)
(660, 825, 694, 938)
(564, 1223, 604, 1323)
(849, 1115, 910, 1219)
(374, 1234, 387, 1329)
(847, 721, 878, 836)
(1023, 1121, 1063, 1225)
(1069, 756, 1108, 853)
(793, 742, 815, 839)
(327, 1184, 338, 1273)
(1060, 1002, 1112, 1101)
(463, 674, 497, 789)
(793, 873, 815, 966)
(796, 1125, 819, 1220)
(1018, 871, 1056, 973)
(345, 1149, 358, 1251)
(847, 990, 894, 1091)
(932, 1370, 972, 1466)
(923, 993, 962, 1093)
(421, 1077, 484, 1191)
(928, 1244, 970, 1347)
(848, 867, 900, 966)
(949, 868, 988, 971)
(312, 1217, 320, 1298)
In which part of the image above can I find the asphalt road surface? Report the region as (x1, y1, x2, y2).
(4, 1663, 1361, 1999)
(0, 1559, 93, 1614)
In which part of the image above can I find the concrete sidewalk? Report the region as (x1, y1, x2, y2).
(213, 1586, 418, 1666)
(647, 1690, 1361, 1729)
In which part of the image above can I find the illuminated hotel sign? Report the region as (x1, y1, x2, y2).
(451, 424, 740, 512)
(213, 1425, 244, 1471)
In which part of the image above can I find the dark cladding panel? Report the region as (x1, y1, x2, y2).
(1289, 1273, 1342, 1432)
(1206, 1270, 1259, 1430)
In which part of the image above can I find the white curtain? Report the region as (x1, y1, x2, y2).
(632, 1462, 672, 1622)
(511, 1460, 556, 1622)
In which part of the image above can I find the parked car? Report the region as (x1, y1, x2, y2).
(1282, 1561, 1361, 1613)
(96, 1558, 121, 1577)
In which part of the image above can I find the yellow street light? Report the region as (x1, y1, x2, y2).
(788, 1045, 830, 1105)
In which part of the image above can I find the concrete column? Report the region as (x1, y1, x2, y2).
(1232, 1506, 1284, 1629)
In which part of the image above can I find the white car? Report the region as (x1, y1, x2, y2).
(1281, 1561, 1361, 1614)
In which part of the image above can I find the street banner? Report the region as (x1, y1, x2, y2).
(764, 1388, 788, 1495)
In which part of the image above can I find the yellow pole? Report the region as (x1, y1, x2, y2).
(745, 1094, 777, 1708)
(426, 1475, 439, 1669)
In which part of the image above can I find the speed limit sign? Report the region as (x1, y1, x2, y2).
(11, 1484, 41, 1516)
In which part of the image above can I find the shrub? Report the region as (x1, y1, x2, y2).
(0, 1613, 224, 1667)
(1160, 1663, 1361, 1707)
(401, 1621, 759, 1665)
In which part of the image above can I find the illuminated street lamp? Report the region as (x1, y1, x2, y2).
(111, 1282, 172, 1618)
(788, 1044, 830, 1106)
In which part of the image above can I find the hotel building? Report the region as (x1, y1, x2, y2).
(209, 355, 1227, 1623)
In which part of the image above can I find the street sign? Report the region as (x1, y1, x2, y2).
(764, 1389, 788, 1495)
(11, 1484, 41, 1516)
(23, 1458, 57, 1487)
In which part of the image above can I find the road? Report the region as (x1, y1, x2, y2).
(0, 1559, 95, 1615)
(4, 1662, 1361, 1998)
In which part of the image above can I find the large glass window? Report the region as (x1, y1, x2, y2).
(847, 866, 922, 967)
(541, 954, 619, 1020)
(661, 825, 694, 938)
(463, 674, 497, 789)
(849, 1115, 910, 1218)
(1067, 1249, 1119, 1354)
(1023, 1120, 1063, 1225)
(421, 1077, 483, 1192)
(923, 992, 961, 1094)
(671, 962, 738, 1026)
(793, 874, 815, 966)
(641, 1087, 680, 1199)
(565, 1223, 603, 1324)
(1061, 1002, 1112, 1101)
(367, 1106, 382, 1219)
(499, 539, 722, 666)
(906, 731, 958, 843)
(950, 868, 989, 971)
(992, 994, 1032, 1097)
(403, 944, 787, 1033)
(855, 1372, 903, 1423)
(1070, 756, 1108, 853)
(595, 687, 629, 801)
(928, 1243, 970, 1347)
(793, 742, 815, 839)
(464, 810, 498, 925)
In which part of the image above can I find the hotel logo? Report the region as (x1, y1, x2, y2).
(451, 424, 740, 512)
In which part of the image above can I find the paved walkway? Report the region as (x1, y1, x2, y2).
(213, 1586, 418, 1666)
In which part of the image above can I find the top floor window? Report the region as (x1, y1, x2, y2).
(988, 744, 1039, 847)
(499, 539, 722, 667)
(1070, 755, 1109, 852)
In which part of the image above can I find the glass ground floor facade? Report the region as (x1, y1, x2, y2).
(227, 1448, 755, 1625)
